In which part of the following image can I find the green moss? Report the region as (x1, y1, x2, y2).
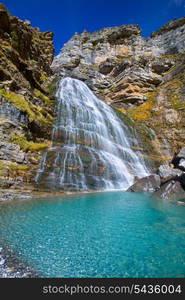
(115, 109, 155, 150)
(9, 164, 29, 171)
(39, 72, 49, 83)
(10, 135, 30, 151)
(166, 80, 185, 110)
(34, 89, 54, 105)
(10, 30, 19, 48)
(0, 89, 35, 121)
(160, 54, 180, 61)
(36, 107, 54, 125)
(0, 162, 5, 170)
(114, 108, 163, 169)
(46, 77, 59, 97)
(27, 143, 49, 152)
(0, 88, 54, 126)
(10, 134, 51, 152)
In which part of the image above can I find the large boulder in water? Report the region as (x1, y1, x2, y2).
(127, 174, 161, 193)
(153, 180, 185, 201)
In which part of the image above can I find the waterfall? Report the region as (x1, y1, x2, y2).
(35, 77, 149, 191)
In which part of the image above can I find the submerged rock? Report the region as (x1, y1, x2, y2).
(127, 174, 161, 193)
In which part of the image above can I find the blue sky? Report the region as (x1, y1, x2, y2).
(2, 0, 185, 54)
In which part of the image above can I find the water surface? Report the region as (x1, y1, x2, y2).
(0, 191, 185, 277)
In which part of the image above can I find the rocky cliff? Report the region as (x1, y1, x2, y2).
(52, 17, 185, 165)
(0, 3, 56, 199)
(1, 3, 185, 200)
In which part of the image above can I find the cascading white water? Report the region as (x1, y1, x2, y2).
(36, 77, 149, 191)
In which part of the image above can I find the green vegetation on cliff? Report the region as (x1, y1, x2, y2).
(10, 134, 51, 152)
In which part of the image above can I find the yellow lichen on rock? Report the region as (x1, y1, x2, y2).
(127, 97, 154, 121)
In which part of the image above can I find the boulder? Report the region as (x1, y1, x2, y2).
(177, 147, 185, 158)
(127, 174, 161, 193)
(158, 164, 182, 182)
(176, 173, 185, 189)
(171, 149, 185, 171)
(153, 181, 185, 201)
(179, 159, 185, 169)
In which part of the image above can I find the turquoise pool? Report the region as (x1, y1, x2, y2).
(0, 191, 185, 277)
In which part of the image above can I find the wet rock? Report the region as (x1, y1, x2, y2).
(127, 174, 161, 193)
(153, 181, 185, 201)
(179, 159, 185, 169)
(177, 147, 185, 158)
(171, 149, 185, 171)
(158, 164, 182, 182)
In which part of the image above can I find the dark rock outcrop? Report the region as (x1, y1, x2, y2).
(128, 147, 185, 202)
(158, 164, 182, 183)
(127, 174, 161, 193)
(153, 181, 185, 202)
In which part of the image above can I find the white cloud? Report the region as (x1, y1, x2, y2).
(171, 0, 185, 6)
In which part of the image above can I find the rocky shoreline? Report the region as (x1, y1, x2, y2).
(0, 242, 39, 278)
(0, 185, 109, 202)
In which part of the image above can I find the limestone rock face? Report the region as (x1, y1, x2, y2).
(52, 18, 185, 109)
(52, 17, 185, 156)
(0, 4, 55, 189)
